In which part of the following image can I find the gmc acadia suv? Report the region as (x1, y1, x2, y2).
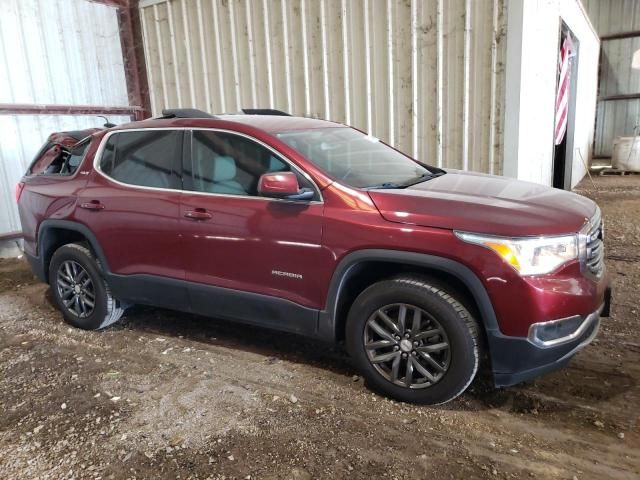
(16, 109, 611, 404)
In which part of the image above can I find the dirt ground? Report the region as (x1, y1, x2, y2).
(0, 175, 638, 480)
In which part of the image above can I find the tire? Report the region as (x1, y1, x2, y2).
(345, 276, 480, 405)
(48, 243, 125, 330)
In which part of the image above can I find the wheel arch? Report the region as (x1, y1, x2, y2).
(318, 250, 500, 344)
(36, 220, 110, 281)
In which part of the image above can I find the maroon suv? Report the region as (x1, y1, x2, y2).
(16, 109, 611, 404)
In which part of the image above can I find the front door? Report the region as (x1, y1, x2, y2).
(180, 129, 332, 334)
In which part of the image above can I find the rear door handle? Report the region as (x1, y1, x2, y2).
(184, 208, 212, 221)
(79, 200, 104, 211)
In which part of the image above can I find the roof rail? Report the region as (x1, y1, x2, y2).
(241, 108, 291, 116)
(161, 108, 215, 119)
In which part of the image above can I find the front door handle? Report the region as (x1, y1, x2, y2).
(184, 208, 212, 221)
(79, 200, 104, 211)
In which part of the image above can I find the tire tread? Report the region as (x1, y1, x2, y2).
(51, 243, 124, 329)
(345, 274, 481, 404)
(390, 276, 480, 404)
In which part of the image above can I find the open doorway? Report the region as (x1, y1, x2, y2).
(552, 23, 579, 189)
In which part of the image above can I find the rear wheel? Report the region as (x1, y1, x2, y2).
(346, 276, 480, 404)
(49, 243, 124, 330)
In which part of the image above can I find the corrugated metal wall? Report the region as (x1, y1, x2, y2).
(0, 0, 131, 236)
(583, 0, 640, 158)
(139, 0, 507, 174)
(582, 0, 640, 36)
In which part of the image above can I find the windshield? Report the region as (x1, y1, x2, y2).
(276, 127, 438, 188)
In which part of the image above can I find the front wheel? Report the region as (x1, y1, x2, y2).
(346, 276, 480, 405)
(49, 243, 125, 330)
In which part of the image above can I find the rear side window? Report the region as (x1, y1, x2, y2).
(29, 144, 61, 175)
(29, 139, 90, 176)
(99, 131, 182, 189)
(61, 141, 90, 175)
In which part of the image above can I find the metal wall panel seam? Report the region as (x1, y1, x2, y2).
(245, 0, 258, 107)
(80, 7, 98, 114)
(436, 0, 444, 167)
(0, 4, 16, 102)
(35, 0, 56, 104)
(196, 0, 212, 111)
(320, 0, 331, 119)
(211, 0, 226, 111)
(16, 0, 43, 149)
(341, 0, 351, 124)
(462, 0, 471, 171)
(411, 0, 418, 158)
(488, 0, 499, 175)
(62, 1, 86, 104)
(180, 0, 196, 106)
(301, 0, 311, 115)
(364, 0, 372, 133)
(387, 0, 395, 146)
(11, 117, 26, 180)
(0, 135, 17, 232)
(281, 0, 293, 112)
(152, 4, 170, 108)
(166, 1, 183, 106)
(139, 8, 158, 113)
(228, 0, 242, 110)
(55, 0, 78, 104)
(263, 0, 275, 108)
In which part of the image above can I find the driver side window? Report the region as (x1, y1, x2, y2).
(185, 130, 295, 196)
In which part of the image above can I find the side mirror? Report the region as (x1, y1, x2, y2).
(258, 172, 314, 201)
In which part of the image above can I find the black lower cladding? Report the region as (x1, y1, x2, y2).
(106, 273, 319, 337)
(489, 313, 600, 387)
(25, 252, 46, 282)
(602, 286, 612, 317)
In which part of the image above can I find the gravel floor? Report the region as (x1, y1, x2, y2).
(0, 174, 638, 479)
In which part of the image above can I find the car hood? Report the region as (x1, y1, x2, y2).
(367, 169, 597, 236)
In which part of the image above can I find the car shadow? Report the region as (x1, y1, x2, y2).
(461, 363, 636, 417)
(43, 288, 636, 412)
(118, 304, 355, 377)
(43, 286, 353, 376)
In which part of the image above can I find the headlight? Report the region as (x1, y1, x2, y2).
(455, 231, 578, 276)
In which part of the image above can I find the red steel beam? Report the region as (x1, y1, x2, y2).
(0, 231, 22, 241)
(117, 0, 152, 120)
(0, 103, 142, 116)
(83, 0, 151, 120)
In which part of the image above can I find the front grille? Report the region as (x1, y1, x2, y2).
(585, 221, 604, 277)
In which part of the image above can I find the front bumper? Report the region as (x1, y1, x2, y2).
(489, 291, 610, 387)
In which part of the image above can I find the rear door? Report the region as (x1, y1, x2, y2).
(76, 129, 186, 307)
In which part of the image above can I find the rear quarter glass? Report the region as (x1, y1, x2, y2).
(29, 144, 62, 175)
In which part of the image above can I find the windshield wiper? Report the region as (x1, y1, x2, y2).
(366, 182, 404, 190)
(399, 171, 445, 187)
(365, 171, 445, 190)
